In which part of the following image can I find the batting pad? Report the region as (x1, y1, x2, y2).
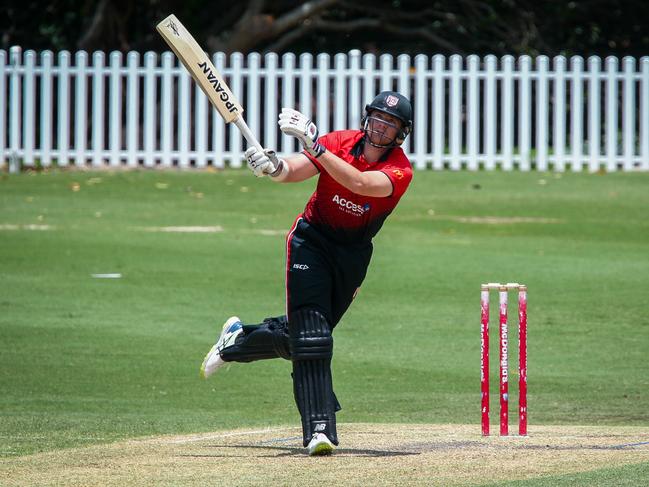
(289, 308, 338, 446)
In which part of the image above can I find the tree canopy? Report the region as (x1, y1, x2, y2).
(3, 0, 648, 57)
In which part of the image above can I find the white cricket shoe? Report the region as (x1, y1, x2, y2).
(307, 433, 334, 456)
(200, 316, 243, 379)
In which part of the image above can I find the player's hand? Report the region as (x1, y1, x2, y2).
(245, 147, 276, 177)
(245, 147, 285, 178)
(278, 108, 326, 158)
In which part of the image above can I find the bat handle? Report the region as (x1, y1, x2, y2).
(234, 116, 264, 154)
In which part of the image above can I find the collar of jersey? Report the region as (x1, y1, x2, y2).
(351, 134, 393, 163)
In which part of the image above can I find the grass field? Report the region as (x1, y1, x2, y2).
(1, 168, 648, 485)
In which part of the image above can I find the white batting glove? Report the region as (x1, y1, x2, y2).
(278, 108, 326, 158)
(245, 146, 285, 178)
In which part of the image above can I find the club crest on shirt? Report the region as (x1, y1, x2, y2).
(392, 169, 404, 180)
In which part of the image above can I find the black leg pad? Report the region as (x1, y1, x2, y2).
(289, 308, 338, 446)
(220, 316, 290, 362)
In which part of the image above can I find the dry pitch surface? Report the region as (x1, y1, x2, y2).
(2, 424, 649, 486)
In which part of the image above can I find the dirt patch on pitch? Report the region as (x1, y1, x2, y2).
(2, 424, 649, 486)
(0, 224, 54, 231)
(438, 215, 562, 224)
(142, 225, 224, 233)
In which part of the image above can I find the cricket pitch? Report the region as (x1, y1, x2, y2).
(2, 423, 649, 486)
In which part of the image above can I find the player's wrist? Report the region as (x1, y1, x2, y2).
(269, 158, 289, 181)
(305, 142, 325, 158)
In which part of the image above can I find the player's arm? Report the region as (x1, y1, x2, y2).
(278, 108, 392, 197)
(315, 150, 392, 197)
(281, 154, 319, 182)
(244, 148, 318, 182)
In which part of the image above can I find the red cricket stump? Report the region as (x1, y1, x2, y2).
(480, 286, 490, 436)
(498, 286, 509, 436)
(481, 282, 527, 437)
(518, 285, 528, 436)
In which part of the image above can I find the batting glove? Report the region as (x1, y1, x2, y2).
(278, 108, 326, 158)
(245, 147, 284, 178)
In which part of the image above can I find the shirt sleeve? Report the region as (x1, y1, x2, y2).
(302, 132, 339, 172)
(379, 156, 413, 198)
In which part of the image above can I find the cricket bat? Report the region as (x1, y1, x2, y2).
(156, 14, 263, 153)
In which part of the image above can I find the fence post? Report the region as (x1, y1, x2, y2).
(396, 53, 411, 154)
(501, 55, 514, 171)
(622, 57, 635, 171)
(484, 55, 496, 170)
(362, 53, 375, 112)
(570, 56, 584, 172)
(380, 53, 392, 92)
(299, 53, 313, 120)
(349, 50, 362, 132)
(92, 51, 106, 167)
(432, 54, 445, 170)
(334, 53, 347, 132)
(588, 56, 602, 172)
(466, 55, 479, 170)
(74, 50, 88, 167)
(248, 52, 261, 153)
(553, 56, 567, 171)
(41, 51, 53, 167)
(0, 50, 6, 168)
(22, 50, 36, 167)
(9, 46, 22, 173)
(212, 52, 226, 168)
(449, 55, 462, 170)
(413, 54, 428, 170)
(144, 51, 157, 168)
(193, 50, 207, 169)
(397, 53, 410, 97)
(57, 51, 71, 167)
(281, 52, 297, 153)
(642, 57, 649, 170)
(160, 52, 172, 167)
(605, 56, 619, 172)
(519, 55, 531, 171)
(316, 53, 329, 135)
(125, 51, 140, 167)
(230, 52, 243, 167)
(109, 51, 122, 167)
(536, 56, 549, 171)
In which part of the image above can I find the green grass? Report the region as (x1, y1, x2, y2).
(490, 461, 649, 486)
(1, 169, 648, 460)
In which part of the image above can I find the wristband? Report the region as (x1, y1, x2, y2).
(305, 142, 326, 158)
(269, 159, 289, 181)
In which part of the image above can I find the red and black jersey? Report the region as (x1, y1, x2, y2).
(301, 130, 413, 244)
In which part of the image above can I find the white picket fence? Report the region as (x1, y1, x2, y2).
(1, 46, 648, 171)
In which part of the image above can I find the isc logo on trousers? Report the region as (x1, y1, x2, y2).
(293, 264, 309, 270)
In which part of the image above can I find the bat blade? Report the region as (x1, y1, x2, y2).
(156, 14, 242, 124)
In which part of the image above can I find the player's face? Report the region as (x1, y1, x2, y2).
(366, 111, 402, 147)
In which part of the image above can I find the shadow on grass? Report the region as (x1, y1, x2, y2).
(180, 444, 420, 457)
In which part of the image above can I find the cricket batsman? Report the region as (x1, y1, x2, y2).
(200, 91, 414, 455)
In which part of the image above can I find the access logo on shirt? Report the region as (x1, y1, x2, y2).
(332, 194, 370, 216)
